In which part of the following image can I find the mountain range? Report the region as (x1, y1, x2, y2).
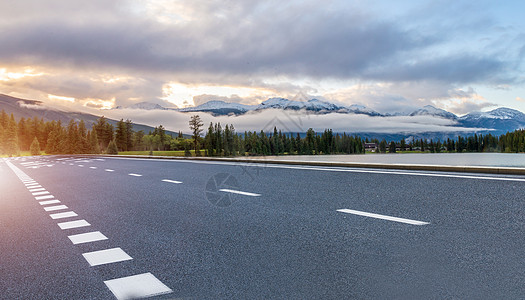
(115, 97, 525, 136)
(2, 94, 525, 138)
(0, 94, 178, 135)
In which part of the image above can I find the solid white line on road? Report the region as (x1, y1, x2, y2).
(57, 220, 91, 230)
(49, 211, 78, 219)
(29, 188, 45, 192)
(337, 209, 429, 226)
(105, 169, 114, 172)
(104, 273, 173, 300)
(128, 173, 142, 177)
(219, 189, 261, 197)
(82, 248, 133, 266)
(68, 231, 108, 244)
(32, 191, 50, 196)
(111, 157, 525, 182)
(39, 200, 61, 205)
(162, 179, 182, 184)
(43, 205, 68, 212)
(90, 166, 97, 169)
(35, 195, 54, 200)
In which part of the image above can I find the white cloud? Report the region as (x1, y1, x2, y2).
(101, 108, 483, 135)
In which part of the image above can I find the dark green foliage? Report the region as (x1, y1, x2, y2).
(30, 137, 41, 155)
(106, 140, 119, 155)
(189, 115, 203, 153)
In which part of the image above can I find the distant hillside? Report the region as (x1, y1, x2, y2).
(0, 94, 180, 136)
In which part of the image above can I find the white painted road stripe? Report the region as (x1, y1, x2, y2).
(110, 157, 525, 182)
(68, 231, 108, 244)
(29, 188, 45, 192)
(105, 169, 114, 172)
(57, 220, 91, 230)
(104, 273, 173, 300)
(43, 205, 68, 212)
(39, 200, 61, 205)
(32, 191, 50, 196)
(90, 166, 97, 169)
(49, 211, 78, 219)
(337, 209, 429, 226)
(128, 173, 142, 177)
(35, 195, 54, 200)
(219, 189, 261, 197)
(162, 179, 182, 184)
(82, 248, 133, 266)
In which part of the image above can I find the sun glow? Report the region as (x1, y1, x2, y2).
(162, 82, 275, 108)
(0, 68, 44, 81)
(83, 98, 116, 110)
(48, 94, 75, 102)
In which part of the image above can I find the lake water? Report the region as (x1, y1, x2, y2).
(243, 153, 525, 168)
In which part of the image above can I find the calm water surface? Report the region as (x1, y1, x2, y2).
(245, 153, 525, 168)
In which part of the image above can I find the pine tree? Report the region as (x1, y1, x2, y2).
(115, 119, 127, 151)
(5, 114, 20, 156)
(189, 115, 203, 153)
(30, 137, 41, 155)
(106, 140, 118, 154)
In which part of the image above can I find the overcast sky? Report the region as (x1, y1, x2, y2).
(1, 0, 524, 126)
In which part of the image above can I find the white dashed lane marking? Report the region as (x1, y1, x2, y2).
(162, 179, 182, 184)
(39, 200, 61, 205)
(49, 211, 78, 219)
(337, 209, 430, 226)
(90, 167, 97, 169)
(104, 273, 173, 300)
(82, 248, 133, 267)
(4, 158, 174, 298)
(68, 231, 108, 244)
(43, 205, 68, 212)
(32, 191, 50, 196)
(57, 220, 91, 230)
(219, 189, 261, 197)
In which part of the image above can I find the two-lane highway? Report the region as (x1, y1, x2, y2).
(2, 155, 525, 299)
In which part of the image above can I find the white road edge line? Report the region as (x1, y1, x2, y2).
(337, 209, 429, 226)
(106, 157, 525, 182)
(68, 231, 108, 244)
(57, 220, 91, 230)
(104, 273, 173, 300)
(82, 248, 133, 266)
(219, 189, 261, 197)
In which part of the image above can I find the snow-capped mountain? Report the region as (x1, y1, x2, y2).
(458, 107, 525, 133)
(178, 100, 256, 115)
(409, 105, 458, 120)
(114, 102, 169, 110)
(255, 97, 342, 112)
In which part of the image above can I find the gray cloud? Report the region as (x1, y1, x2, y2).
(0, 0, 520, 85)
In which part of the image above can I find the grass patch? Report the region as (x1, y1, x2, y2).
(0, 151, 49, 158)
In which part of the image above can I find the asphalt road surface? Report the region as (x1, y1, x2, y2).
(2, 155, 525, 299)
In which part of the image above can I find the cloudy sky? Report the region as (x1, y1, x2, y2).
(0, 0, 524, 124)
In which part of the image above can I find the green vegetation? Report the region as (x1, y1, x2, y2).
(1, 108, 525, 157)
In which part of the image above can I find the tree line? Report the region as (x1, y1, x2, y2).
(368, 130, 525, 153)
(1, 109, 525, 157)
